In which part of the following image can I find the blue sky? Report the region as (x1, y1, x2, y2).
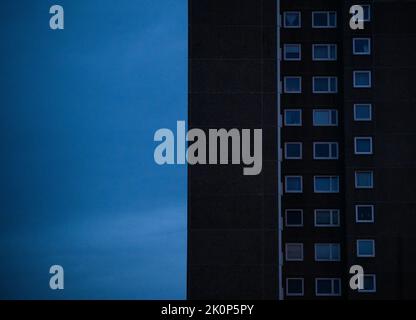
(0, 0, 187, 299)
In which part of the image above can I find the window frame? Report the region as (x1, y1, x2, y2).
(314, 209, 340, 227)
(285, 175, 303, 193)
(353, 71, 372, 88)
(313, 142, 339, 160)
(355, 171, 374, 189)
(353, 38, 371, 55)
(312, 44, 337, 61)
(283, 11, 301, 28)
(285, 243, 304, 261)
(286, 278, 304, 296)
(315, 243, 341, 261)
(313, 109, 338, 126)
(354, 104, 372, 121)
(284, 109, 302, 126)
(285, 142, 303, 160)
(357, 239, 376, 257)
(315, 278, 341, 296)
(355, 205, 375, 223)
(285, 209, 304, 227)
(312, 11, 337, 28)
(354, 137, 373, 155)
(314, 176, 340, 193)
(284, 76, 302, 93)
(283, 44, 302, 61)
(312, 76, 338, 93)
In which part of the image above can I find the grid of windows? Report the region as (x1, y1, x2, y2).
(282, 5, 377, 298)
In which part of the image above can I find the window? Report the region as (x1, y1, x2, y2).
(354, 104, 372, 121)
(285, 176, 303, 193)
(286, 243, 304, 261)
(314, 176, 339, 193)
(353, 38, 371, 55)
(313, 109, 338, 126)
(313, 77, 337, 93)
(315, 209, 340, 227)
(284, 76, 302, 93)
(284, 44, 301, 60)
(284, 12, 301, 28)
(286, 209, 303, 227)
(312, 11, 337, 28)
(312, 44, 337, 61)
(356, 205, 374, 223)
(353, 71, 372, 88)
(354, 137, 373, 155)
(359, 275, 376, 293)
(355, 171, 373, 189)
(315, 243, 341, 261)
(316, 278, 341, 296)
(284, 109, 302, 126)
(286, 278, 304, 296)
(357, 239, 375, 257)
(361, 5, 371, 22)
(285, 143, 302, 159)
(313, 142, 339, 159)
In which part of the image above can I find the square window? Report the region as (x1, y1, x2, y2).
(286, 209, 303, 227)
(284, 44, 301, 60)
(354, 71, 372, 88)
(315, 209, 340, 227)
(286, 278, 304, 296)
(313, 109, 338, 126)
(313, 77, 338, 93)
(359, 275, 376, 292)
(355, 171, 374, 189)
(353, 38, 371, 55)
(315, 243, 341, 261)
(285, 142, 302, 159)
(313, 44, 337, 60)
(284, 109, 302, 126)
(284, 77, 302, 93)
(354, 104, 372, 121)
(314, 176, 339, 193)
(285, 176, 303, 193)
(312, 12, 337, 28)
(354, 137, 373, 154)
(314, 142, 339, 159)
(316, 278, 341, 296)
(356, 205, 375, 223)
(284, 12, 301, 28)
(286, 243, 304, 261)
(357, 239, 375, 257)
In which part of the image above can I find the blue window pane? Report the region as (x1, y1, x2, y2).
(314, 45, 328, 59)
(316, 211, 331, 224)
(332, 245, 340, 260)
(313, 13, 328, 26)
(356, 172, 373, 187)
(317, 280, 332, 294)
(287, 177, 302, 191)
(358, 240, 374, 256)
(285, 12, 300, 27)
(314, 78, 329, 92)
(364, 276, 375, 291)
(315, 177, 330, 191)
(316, 245, 330, 259)
(332, 212, 339, 225)
(357, 206, 373, 221)
(330, 77, 337, 91)
(285, 44, 300, 59)
(354, 39, 370, 54)
(354, 72, 371, 87)
(356, 138, 372, 153)
(333, 279, 340, 294)
(285, 110, 301, 125)
(355, 104, 371, 120)
(330, 45, 336, 58)
(286, 144, 301, 158)
(285, 77, 301, 92)
(329, 13, 336, 26)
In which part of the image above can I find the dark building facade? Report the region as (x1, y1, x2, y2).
(188, 0, 416, 300)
